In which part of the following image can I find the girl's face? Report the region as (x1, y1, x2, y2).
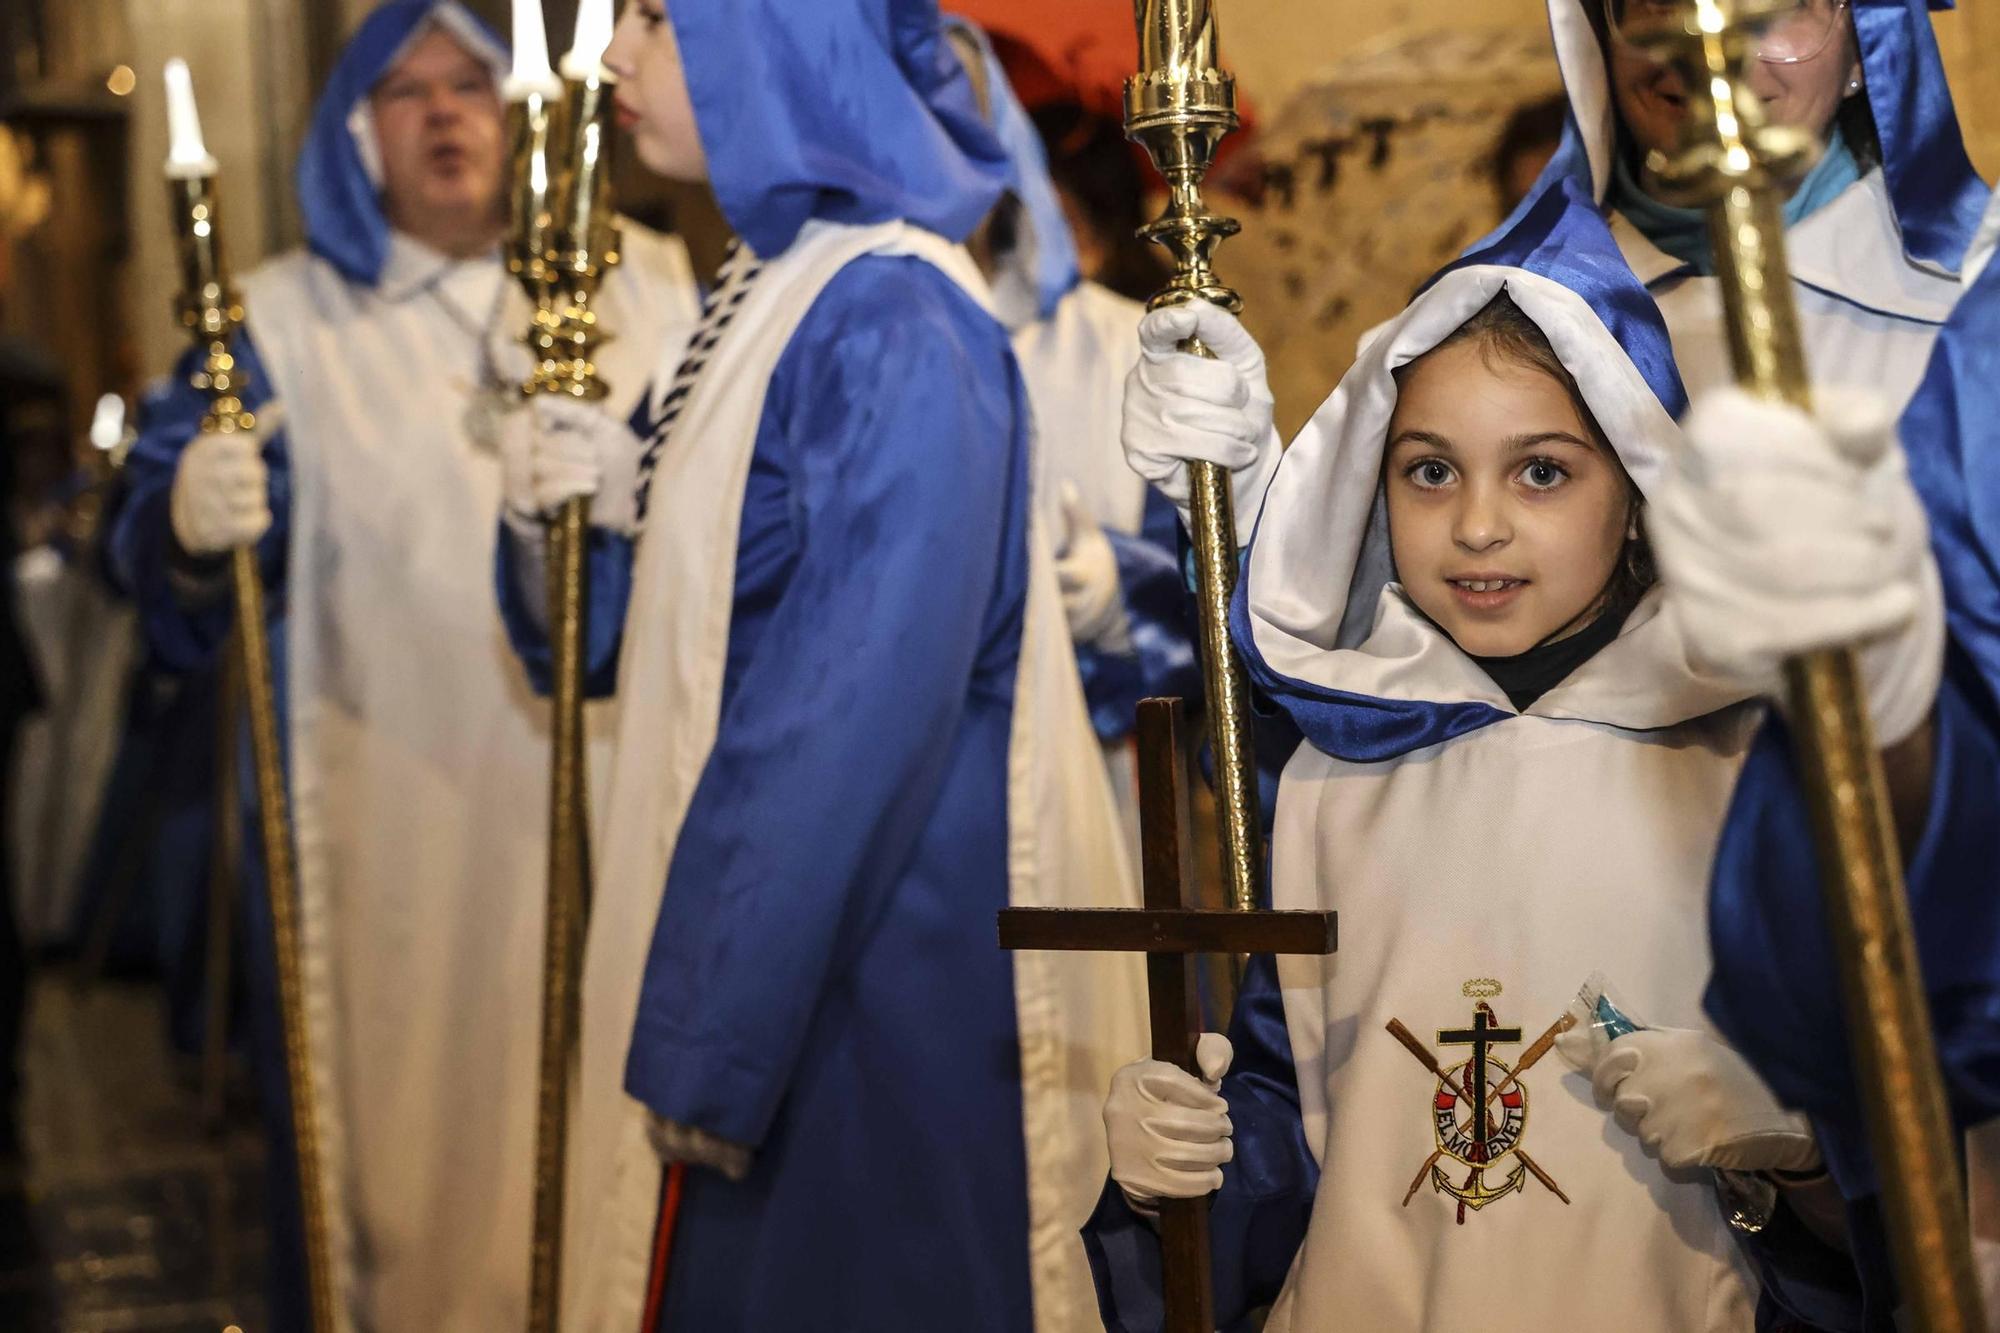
(604, 0, 707, 182)
(1384, 340, 1635, 659)
(1605, 0, 1861, 160)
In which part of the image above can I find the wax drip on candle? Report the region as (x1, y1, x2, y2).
(163, 59, 220, 179)
(561, 0, 616, 82)
(505, 0, 561, 101)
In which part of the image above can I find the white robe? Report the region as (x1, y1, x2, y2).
(1013, 279, 1150, 857)
(242, 226, 698, 1333)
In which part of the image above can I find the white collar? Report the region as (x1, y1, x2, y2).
(375, 230, 503, 305)
(1610, 171, 1963, 326)
(1332, 585, 1753, 731)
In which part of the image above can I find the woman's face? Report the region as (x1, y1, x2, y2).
(1606, 0, 1861, 160)
(604, 0, 707, 182)
(1385, 340, 1635, 659)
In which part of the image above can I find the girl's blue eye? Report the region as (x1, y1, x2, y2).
(1520, 459, 1568, 490)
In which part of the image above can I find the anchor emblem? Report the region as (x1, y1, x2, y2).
(1385, 984, 1575, 1224)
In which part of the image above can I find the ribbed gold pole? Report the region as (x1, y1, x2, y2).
(168, 170, 334, 1333)
(1126, 0, 1262, 917)
(1642, 5, 1986, 1325)
(512, 64, 620, 1333)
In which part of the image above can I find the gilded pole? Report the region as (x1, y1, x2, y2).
(162, 62, 335, 1332)
(1126, 0, 1262, 917)
(512, 19, 622, 1326)
(1638, 3, 1986, 1325)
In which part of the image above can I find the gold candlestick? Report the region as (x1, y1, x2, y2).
(167, 168, 335, 1333)
(1637, 3, 1986, 1326)
(506, 86, 567, 376)
(517, 53, 622, 1333)
(1126, 0, 1261, 918)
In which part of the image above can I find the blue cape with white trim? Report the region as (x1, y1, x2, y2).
(668, 0, 1010, 257)
(296, 0, 506, 287)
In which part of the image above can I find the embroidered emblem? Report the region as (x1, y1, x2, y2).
(1385, 994, 1577, 1224)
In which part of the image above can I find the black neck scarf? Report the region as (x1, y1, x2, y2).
(1468, 598, 1639, 713)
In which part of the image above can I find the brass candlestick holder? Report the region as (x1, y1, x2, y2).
(517, 58, 621, 1333)
(1126, 0, 1261, 918)
(1638, 3, 1986, 1326)
(506, 85, 567, 375)
(168, 170, 335, 1333)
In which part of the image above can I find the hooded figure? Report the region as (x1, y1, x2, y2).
(109, 5, 698, 1328)
(1087, 185, 2000, 1331)
(492, 2, 1146, 1329)
(945, 19, 1198, 860)
(1702, 184, 2000, 1323)
(1492, 0, 1990, 414)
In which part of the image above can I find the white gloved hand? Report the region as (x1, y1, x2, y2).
(645, 1113, 753, 1182)
(498, 394, 643, 537)
(1105, 1032, 1235, 1208)
(1122, 302, 1281, 540)
(1054, 482, 1130, 652)
(1592, 1026, 1821, 1175)
(1652, 386, 1944, 746)
(169, 404, 286, 558)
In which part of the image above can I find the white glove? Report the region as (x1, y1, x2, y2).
(1054, 482, 1131, 652)
(169, 404, 285, 558)
(1105, 1032, 1235, 1208)
(1122, 302, 1281, 541)
(1591, 1026, 1821, 1175)
(498, 395, 643, 537)
(1652, 386, 1944, 746)
(646, 1113, 753, 1183)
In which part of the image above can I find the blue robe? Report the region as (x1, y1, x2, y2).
(501, 253, 1044, 1330)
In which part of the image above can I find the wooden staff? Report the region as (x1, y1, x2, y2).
(1636, 3, 1986, 1325)
(163, 58, 333, 1333)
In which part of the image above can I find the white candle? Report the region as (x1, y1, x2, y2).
(163, 58, 220, 179)
(560, 0, 615, 81)
(504, 0, 561, 101)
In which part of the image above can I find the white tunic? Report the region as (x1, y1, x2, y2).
(1264, 590, 1765, 1332)
(242, 226, 698, 1333)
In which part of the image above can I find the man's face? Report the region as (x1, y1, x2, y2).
(369, 26, 505, 241)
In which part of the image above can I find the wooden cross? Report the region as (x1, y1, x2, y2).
(1000, 696, 1337, 1332)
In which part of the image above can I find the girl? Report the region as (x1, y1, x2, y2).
(494, 1, 1145, 1328)
(1094, 191, 1992, 1329)
(1504, 0, 1987, 410)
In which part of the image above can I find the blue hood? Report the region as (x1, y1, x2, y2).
(296, 0, 507, 286)
(944, 18, 1081, 325)
(669, 0, 1011, 258)
(1441, 176, 1690, 419)
(1492, 0, 1988, 275)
